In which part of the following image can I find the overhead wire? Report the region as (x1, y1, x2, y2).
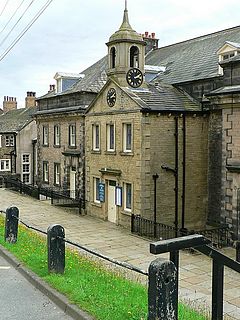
(0, 0, 54, 61)
(0, 0, 36, 48)
(0, 0, 10, 17)
(0, 0, 26, 37)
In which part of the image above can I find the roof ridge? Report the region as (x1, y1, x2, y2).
(156, 25, 240, 51)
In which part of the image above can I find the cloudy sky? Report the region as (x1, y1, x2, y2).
(0, 0, 240, 107)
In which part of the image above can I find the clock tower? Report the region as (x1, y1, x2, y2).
(106, 1, 146, 87)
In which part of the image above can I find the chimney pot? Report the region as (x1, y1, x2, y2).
(152, 32, 155, 39)
(145, 31, 149, 37)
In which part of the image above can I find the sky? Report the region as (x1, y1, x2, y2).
(0, 0, 240, 107)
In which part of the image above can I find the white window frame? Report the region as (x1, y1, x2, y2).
(94, 177, 100, 203)
(43, 126, 49, 146)
(124, 182, 132, 212)
(92, 124, 100, 151)
(43, 162, 49, 183)
(54, 125, 60, 146)
(69, 124, 76, 147)
(22, 154, 31, 184)
(0, 159, 11, 171)
(107, 123, 115, 151)
(123, 123, 132, 152)
(54, 163, 60, 186)
(0, 135, 2, 148)
(5, 135, 14, 147)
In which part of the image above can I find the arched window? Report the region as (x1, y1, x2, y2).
(130, 46, 139, 68)
(110, 47, 116, 69)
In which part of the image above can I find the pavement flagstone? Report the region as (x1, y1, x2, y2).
(0, 188, 240, 319)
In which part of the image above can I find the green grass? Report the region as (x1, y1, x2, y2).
(0, 217, 208, 320)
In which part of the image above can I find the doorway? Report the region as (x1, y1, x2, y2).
(108, 180, 117, 223)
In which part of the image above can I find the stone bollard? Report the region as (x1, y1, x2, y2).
(148, 258, 178, 320)
(47, 224, 65, 274)
(5, 206, 19, 243)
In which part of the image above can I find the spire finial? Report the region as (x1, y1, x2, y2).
(125, 0, 127, 11)
(120, 0, 132, 30)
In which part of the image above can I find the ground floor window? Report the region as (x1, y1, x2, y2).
(43, 161, 49, 183)
(94, 177, 100, 203)
(0, 159, 10, 171)
(124, 182, 132, 211)
(54, 163, 60, 186)
(22, 154, 30, 184)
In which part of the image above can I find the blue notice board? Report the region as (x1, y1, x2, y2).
(99, 183, 105, 202)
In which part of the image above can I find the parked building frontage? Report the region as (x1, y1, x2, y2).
(33, 4, 240, 240)
(0, 92, 37, 186)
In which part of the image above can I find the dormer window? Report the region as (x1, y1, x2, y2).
(110, 47, 116, 68)
(130, 46, 139, 68)
(217, 41, 240, 75)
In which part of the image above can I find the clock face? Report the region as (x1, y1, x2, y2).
(107, 88, 116, 107)
(126, 68, 143, 88)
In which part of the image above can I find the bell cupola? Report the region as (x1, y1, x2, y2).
(106, 1, 145, 86)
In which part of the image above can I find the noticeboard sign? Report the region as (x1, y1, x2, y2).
(99, 183, 105, 202)
(115, 186, 122, 206)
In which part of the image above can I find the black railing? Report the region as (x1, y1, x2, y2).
(4, 176, 84, 211)
(131, 214, 230, 248)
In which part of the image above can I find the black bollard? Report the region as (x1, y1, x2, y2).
(5, 206, 19, 243)
(47, 224, 65, 274)
(148, 259, 178, 320)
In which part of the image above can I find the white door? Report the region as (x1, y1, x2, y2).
(70, 169, 76, 198)
(108, 180, 117, 223)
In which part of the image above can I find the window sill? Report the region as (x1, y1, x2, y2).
(119, 151, 134, 156)
(42, 144, 49, 147)
(68, 145, 77, 149)
(91, 201, 102, 208)
(121, 210, 132, 217)
(53, 145, 61, 148)
(91, 150, 101, 154)
(105, 151, 116, 155)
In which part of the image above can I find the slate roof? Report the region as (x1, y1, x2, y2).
(0, 107, 36, 133)
(124, 83, 201, 112)
(37, 56, 108, 100)
(145, 25, 240, 84)
(207, 84, 240, 96)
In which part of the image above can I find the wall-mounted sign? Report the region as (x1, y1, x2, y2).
(115, 186, 122, 206)
(99, 183, 105, 202)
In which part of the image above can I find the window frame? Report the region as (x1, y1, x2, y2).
(54, 124, 61, 147)
(69, 124, 76, 147)
(124, 182, 132, 212)
(0, 159, 11, 171)
(5, 135, 14, 147)
(22, 153, 30, 184)
(92, 124, 100, 151)
(106, 123, 115, 152)
(54, 162, 61, 186)
(42, 125, 49, 146)
(43, 161, 49, 183)
(123, 123, 132, 153)
(94, 177, 100, 203)
(130, 46, 139, 68)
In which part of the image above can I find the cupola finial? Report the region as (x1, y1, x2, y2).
(125, 0, 127, 10)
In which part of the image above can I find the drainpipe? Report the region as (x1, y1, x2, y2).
(181, 114, 186, 230)
(174, 117, 179, 237)
(152, 173, 159, 238)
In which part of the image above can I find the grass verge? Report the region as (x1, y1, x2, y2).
(0, 216, 208, 320)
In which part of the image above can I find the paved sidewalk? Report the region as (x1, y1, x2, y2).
(0, 188, 240, 319)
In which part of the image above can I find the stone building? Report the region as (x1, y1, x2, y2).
(35, 4, 240, 239)
(85, 6, 208, 230)
(0, 92, 37, 185)
(35, 69, 106, 201)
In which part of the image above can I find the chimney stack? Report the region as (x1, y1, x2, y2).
(25, 91, 36, 108)
(48, 84, 56, 93)
(3, 96, 17, 113)
(142, 31, 159, 54)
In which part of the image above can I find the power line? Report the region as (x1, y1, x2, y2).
(0, 0, 36, 48)
(0, 0, 54, 62)
(0, 0, 26, 37)
(0, 0, 10, 17)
